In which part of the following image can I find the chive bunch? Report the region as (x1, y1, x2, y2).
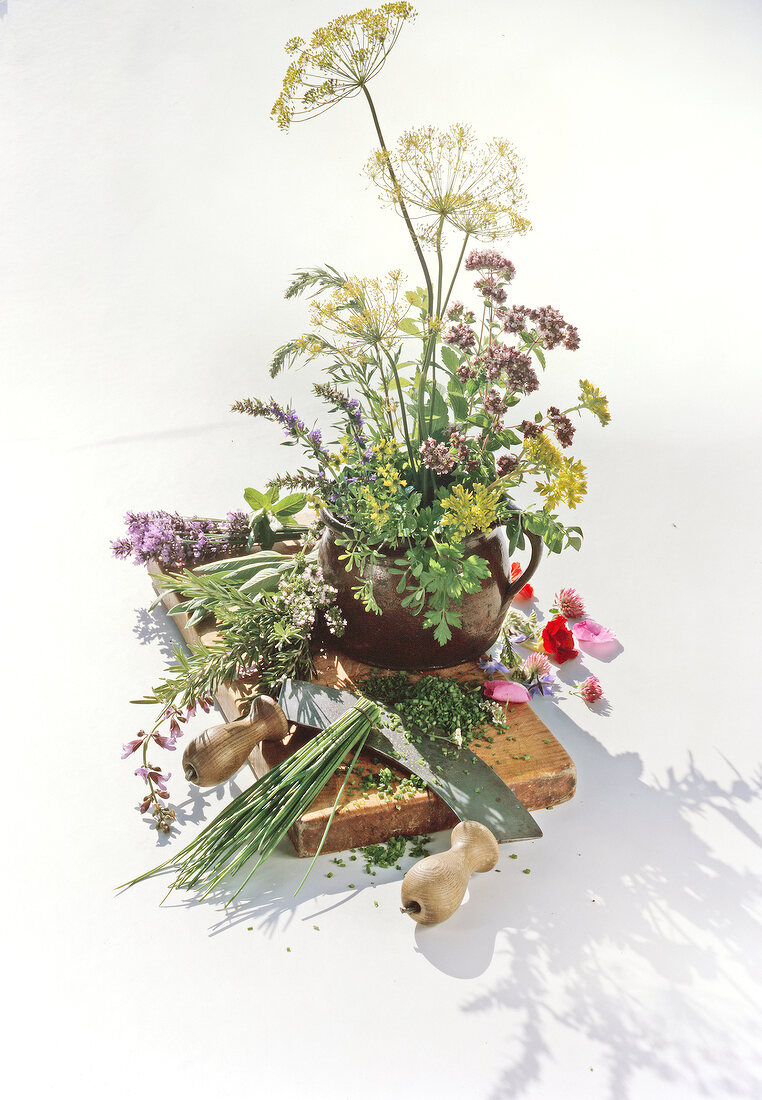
(121, 698, 381, 903)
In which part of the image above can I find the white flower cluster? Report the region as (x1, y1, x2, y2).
(277, 563, 346, 638)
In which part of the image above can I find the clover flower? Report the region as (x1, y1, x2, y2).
(571, 675, 604, 704)
(366, 123, 531, 242)
(552, 587, 586, 619)
(523, 651, 551, 678)
(271, 3, 417, 131)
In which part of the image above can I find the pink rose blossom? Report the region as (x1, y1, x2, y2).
(483, 679, 531, 704)
(571, 619, 616, 644)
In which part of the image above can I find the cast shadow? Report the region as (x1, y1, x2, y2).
(419, 701, 762, 1099)
(133, 606, 179, 658)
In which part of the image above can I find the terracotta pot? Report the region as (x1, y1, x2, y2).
(317, 508, 543, 670)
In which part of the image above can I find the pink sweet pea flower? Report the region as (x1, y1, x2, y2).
(571, 619, 616, 644)
(484, 679, 531, 704)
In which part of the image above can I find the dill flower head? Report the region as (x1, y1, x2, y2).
(308, 270, 408, 353)
(366, 124, 531, 243)
(271, 3, 417, 130)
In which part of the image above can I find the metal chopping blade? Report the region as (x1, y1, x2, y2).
(278, 679, 542, 843)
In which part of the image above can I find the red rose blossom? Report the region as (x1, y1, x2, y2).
(510, 561, 534, 600)
(541, 615, 578, 664)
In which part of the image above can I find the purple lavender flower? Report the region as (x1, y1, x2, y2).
(111, 509, 250, 568)
(313, 383, 369, 451)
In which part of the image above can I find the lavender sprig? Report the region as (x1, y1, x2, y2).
(232, 397, 331, 462)
(112, 511, 249, 568)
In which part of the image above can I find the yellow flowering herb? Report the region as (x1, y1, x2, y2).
(522, 432, 565, 474)
(309, 271, 409, 354)
(439, 483, 503, 540)
(366, 124, 531, 242)
(534, 456, 588, 511)
(578, 379, 611, 427)
(271, 4, 417, 131)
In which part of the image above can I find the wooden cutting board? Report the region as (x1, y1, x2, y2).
(150, 556, 576, 856)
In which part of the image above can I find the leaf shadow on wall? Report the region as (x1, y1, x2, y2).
(415, 702, 762, 1099)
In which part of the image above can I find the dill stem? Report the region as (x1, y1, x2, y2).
(361, 85, 433, 309)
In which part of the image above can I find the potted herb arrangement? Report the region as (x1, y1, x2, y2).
(234, 2, 610, 670)
(114, 4, 614, 884)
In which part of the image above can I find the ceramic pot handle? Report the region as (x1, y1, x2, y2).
(502, 520, 543, 605)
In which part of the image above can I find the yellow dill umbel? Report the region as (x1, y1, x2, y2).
(271, 4, 417, 131)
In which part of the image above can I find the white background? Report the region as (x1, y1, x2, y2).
(2, 1, 761, 1097)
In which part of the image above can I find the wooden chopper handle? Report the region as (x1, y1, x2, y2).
(400, 821, 499, 925)
(182, 695, 289, 787)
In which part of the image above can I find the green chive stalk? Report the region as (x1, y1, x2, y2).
(118, 698, 381, 903)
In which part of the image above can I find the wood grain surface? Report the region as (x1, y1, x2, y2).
(149, 556, 576, 857)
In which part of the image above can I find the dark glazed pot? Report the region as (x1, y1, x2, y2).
(317, 508, 543, 670)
